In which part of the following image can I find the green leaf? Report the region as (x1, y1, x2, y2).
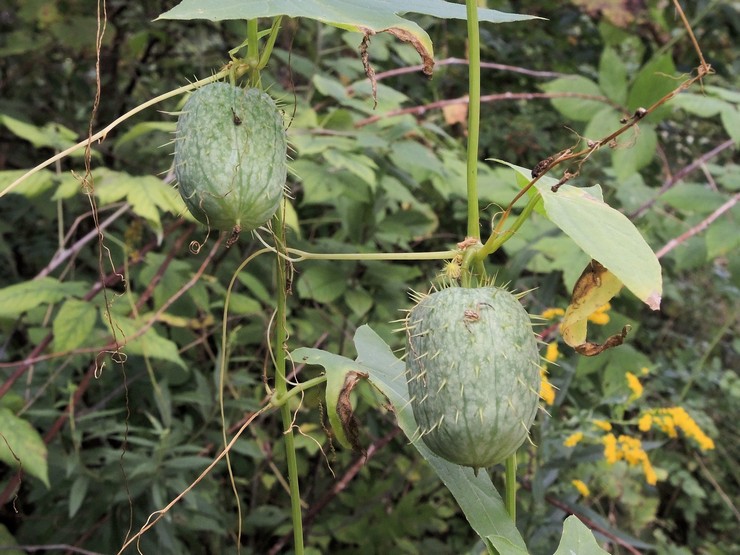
(93, 169, 185, 234)
(0, 408, 50, 488)
(598, 47, 628, 105)
(553, 515, 609, 555)
(107, 315, 187, 369)
(158, 0, 538, 65)
(720, 105, 740, 145)
(68, 475, 89, 518)
(673, 93, 730, 118)
(324, 150, 378, 188)
(627, 53, 676, 120)
(291, 326, 530, 553)
(541, 76, 607, 122)
(53, 299, 97, 352)
(0, 113, 78, 151)
(611, 123, 657, 180)
(0, 169, 55, 198)
(0, 523, 23, 555)
(0, 278, 87, 318)
(499, 162, 662, 310)
(113, 121, 177, 151)
(297, 264, 349, 303)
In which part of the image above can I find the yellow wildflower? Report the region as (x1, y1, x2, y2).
(564, 432, 584, 448)
(640, 366, 650, 375)
(619, 434, 645, 466)
(592, 419, 612, 432)
(545, 341, 559, 363)
(642, 458, 658, 486)
(626, 372, 643, 401)
(654, 407, 715, 450)
(602, 433, 619, 464)
(539, 367, 556, 406)
(571, 479, 590, 497)
(587, 303, 611, 325)
(541, 307, 565, 319)
(638, 413, 652, 432)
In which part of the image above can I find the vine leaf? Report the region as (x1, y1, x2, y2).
(553, 515, 610, 555)
(291, 348, 374, 452)
(496, 161, 662, 311)
(158, 1, 538, 71)
(0, 408, 50, 488)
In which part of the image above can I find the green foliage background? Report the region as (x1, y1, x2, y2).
(0, 1, 737, 553)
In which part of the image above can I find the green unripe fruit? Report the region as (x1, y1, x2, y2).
(405, 286, 541, 471)
(174, 82, 287, 232)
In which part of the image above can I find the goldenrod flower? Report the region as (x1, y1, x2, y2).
(642, 458, 658, 486)
(650, 407, 715, 450)
(539, 367, 556, 406)
(640, 366, 650, 375)
(592, 419, 612, 432)
(587, 303, 611, 325)
(541, 307, 565, 320)
(545, 341, 559, 363)
(626, 371, 643, 401)
(564, 431, 584, 448)
(638, 413, 652, 432)
(571, 479, 590, 497)
(602, 433, 619, 464)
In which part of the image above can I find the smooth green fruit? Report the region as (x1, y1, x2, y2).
(405, 286, 541, 470)
(174, 82, 286, 232)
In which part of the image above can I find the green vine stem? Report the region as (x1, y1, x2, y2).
(478, 192, 541, 259)
(246, 19, 261, 85)
(274, 206, 305, 554)
(465, 0, 482, 240)
(504, 453, 517, 520)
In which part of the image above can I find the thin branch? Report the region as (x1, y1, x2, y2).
(656, 191, 740, 259)
(630, 139, 734, 219)
(355, 91, 619, 127)
(372, 56, 565, 81)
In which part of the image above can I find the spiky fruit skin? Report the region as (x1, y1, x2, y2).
(405, 286, 540, 470)
(174, 83, 286, 231)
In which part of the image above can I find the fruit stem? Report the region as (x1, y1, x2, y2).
(504, 452, 517, 520)
(247, 19, 261, 85)
(274, 206, 305, 554)
(465, 0, 482, 240)
(477, 191, 541, 260)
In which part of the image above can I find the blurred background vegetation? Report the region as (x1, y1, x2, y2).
(0, 0, 737, 553)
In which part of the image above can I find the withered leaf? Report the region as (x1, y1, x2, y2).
(336, 370, 369, 456)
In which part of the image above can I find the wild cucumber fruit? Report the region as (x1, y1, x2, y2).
(174, 83, 286, 233)
(405, 286, 540, 471)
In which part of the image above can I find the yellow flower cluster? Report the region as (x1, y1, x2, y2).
(564, 431, 584, 447)
(592, 419, 612, 431)
(587, 302, 611, 325)
(540, 367, 556, 406)
(545, 341, 559, 363)
(625, 371, 643, 401)
(603, 433, 658, 485)
(571, 479, 590, 497)
(639, 407, 715, 451)
(541, 307, 565, 320)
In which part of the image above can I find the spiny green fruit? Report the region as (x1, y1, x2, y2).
(174, 82, 287, 233)
(405, 286, 541, 471)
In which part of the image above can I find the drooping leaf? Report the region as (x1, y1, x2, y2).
(158, 0, 538, 71)
(53, 299, 98, 352)
(291, 326, 529, 553)
(553, 515, 609, 555)
(560, 260, 630, 355)
(291, 348, 370, 451)
(0, 408, 50, 488)
(0, 278, 87, 318)
(496, 162, 662, 310)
